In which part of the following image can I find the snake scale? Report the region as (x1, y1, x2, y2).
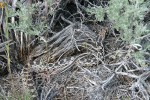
(22, 57, 38, 100)
(32, 53, 100, 73)
(22, 52, 102, 100)
(21, 23, 107, 99)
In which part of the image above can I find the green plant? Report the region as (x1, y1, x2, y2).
(1, 1, 44, 99)
(8, 1, 47, 36)
(87, 0, 150, 66)
(87, 6, 105, 22)
(4, 1, 11, 78)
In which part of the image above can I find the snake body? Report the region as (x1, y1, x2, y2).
(22, 59, 38, 100)
(31, 53, 100, 74)
(20, 23, 106, 99)
(22, 53, 101, 99)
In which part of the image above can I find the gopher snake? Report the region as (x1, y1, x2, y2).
(22, 52, 102, 99)
(22, 57, 38, 100)
(21, 25, 107, 99)
(31, 53, 100, 73)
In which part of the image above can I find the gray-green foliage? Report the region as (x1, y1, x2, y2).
(87, 6, 105, 22)
(87, 0, 150, 66)
(8, 2, 46, 35)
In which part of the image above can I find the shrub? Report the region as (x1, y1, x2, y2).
(87, 0, 150, 66)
